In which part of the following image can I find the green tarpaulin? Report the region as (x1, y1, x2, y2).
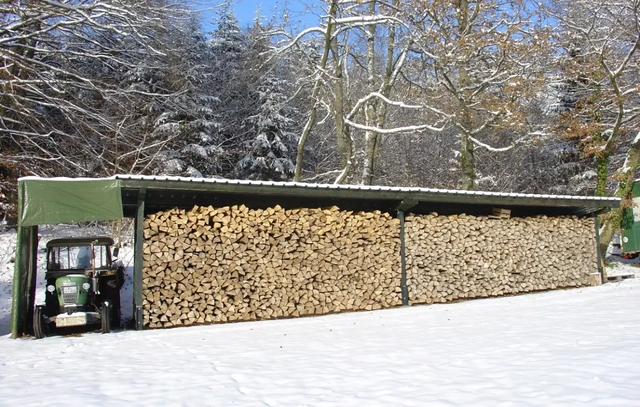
(622, 182, 640, 254)
(12, 177, 124, 338)
(19, 178, 123, 226)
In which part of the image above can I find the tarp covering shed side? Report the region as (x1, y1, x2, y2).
(11, 177, 124, 338)
(621, 181, 640, 254)
(19, 178, 123, 226)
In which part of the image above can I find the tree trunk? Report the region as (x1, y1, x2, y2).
(332, 40, 353, 185)
(293, 0, 338, 182)
(332, 38, 351, 172)
(599, 133, 640, 257)
(460, 131, 475, 190)
(362, 132, 377, 185)
(361, 0, 401, 185)
(361, 0, 378, 185)
(456, 0, 475, 190)
(458, 68, 474, 189)
(596, 30, 637, 254)
(595, 153, 610, 196)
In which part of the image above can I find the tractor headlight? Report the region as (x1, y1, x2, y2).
(47, 285, 55, 293)
(82, 283, 91, 290)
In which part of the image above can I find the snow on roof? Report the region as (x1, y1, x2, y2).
(18, 174, 620, 205)
(109, 174, 620, 204)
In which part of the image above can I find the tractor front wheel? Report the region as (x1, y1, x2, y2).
(101, 301, 111, 334)
(33, 305, 46, 339)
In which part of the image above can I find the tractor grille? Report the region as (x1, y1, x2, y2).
(61, 284, 79, 305)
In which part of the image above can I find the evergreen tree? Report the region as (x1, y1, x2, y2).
(237, 76, 296, 180)
(148, 16, 223, 177)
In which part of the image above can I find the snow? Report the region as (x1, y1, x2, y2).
(20, 174, 622, 203)
(1, 228, 640, 406)
(0, 228, 17, 333)
(616, 131, 640, 176)
(606, 254, 640, 278)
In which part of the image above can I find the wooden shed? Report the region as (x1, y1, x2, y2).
(10, 175, 620, 337)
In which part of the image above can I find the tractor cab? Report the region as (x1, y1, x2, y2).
(34, 236, 124, 339)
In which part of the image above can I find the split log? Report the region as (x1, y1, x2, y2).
(142, 204, 598, 329)
(142, 205, 402, 328)
(405, 213, 598, 305)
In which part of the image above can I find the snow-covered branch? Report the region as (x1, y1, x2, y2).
(302, 170, 344, 182)
(467, 135, 516, 152)
(344, 119, 445, 134)
(346, 92, 423, 120)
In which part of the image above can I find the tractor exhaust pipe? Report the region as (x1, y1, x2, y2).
(91, 240, 100, 295)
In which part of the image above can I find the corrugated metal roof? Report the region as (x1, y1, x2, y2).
(113, 174, 620, 205)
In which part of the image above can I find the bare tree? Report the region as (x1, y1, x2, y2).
(401, 0, 549, 189)
(289, 0, 339, 182)
(546, 0, 640, 253)
(0, 0, 191, 182)
(277, 0, 420, 184)
(277, 0, 550, 188)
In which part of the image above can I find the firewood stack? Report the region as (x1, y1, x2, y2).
(142, 205, 402, 328)
(405, 213, 598, 304)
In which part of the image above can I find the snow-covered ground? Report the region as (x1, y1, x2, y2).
(0, 228, 17, 334)
(1, 228, 639, 406)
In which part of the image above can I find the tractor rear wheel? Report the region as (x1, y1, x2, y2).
(101, 301, 111, 334)
(110, 295, 121, 328)
(101, 277, 121, 328)
(33, 305, 46, 339)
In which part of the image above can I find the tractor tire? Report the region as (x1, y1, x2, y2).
(111, 294, 121, 328)
(101, 301, 111, 334)
(33, 305, 46, 339)
(101, 278, 121, 328)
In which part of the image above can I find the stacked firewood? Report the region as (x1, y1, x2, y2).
(142, 205, 401, 328)
(405, 213, 598, 304)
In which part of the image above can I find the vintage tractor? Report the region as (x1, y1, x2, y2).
(33, 237, 124, 339)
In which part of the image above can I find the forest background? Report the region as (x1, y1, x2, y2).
(1, 0, 639, 246)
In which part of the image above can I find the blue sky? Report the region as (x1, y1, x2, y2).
(197, 0, 322, 32)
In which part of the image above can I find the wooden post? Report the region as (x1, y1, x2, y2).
(10, 225, 25, 338)
(594, 213, 606, 283)
(26, 226, 38, 335)
(134, 188, 146, 330)
(9, 225, 37, 338)
(396, 199, 417, 307)
(398, 210, 409, 306)
(9, 181, 38, 338)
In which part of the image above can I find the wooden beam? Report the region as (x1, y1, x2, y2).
(594, 213, 606, 283)
(133, 188, 146, 330)
(26, 226, 38, 335)
(10, 181, 29, 338)
(10, 226, 25, 338)
(398, 210, 409, 306)
(397, 199, 419, 212)
(9, 225, 37, 338)
(119, 179, 619, 210)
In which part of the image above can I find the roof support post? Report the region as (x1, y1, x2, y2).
(9, 224, 38, 338)
(395, 199, 417, 307)
(593, 213, 606, 284)
(133, 188, 146, 330)
(397, 198, 418, 213)
(25, 225, 38, 336)
(10, 180, 38, 338)
(398, 210, 409, 306)
(10, 225, 24, 338)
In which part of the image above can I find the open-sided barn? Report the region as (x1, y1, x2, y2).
(10, 175, 620, 337)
